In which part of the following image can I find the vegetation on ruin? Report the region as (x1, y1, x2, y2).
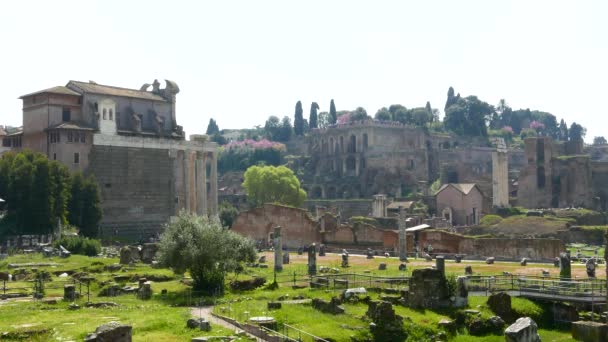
(0, 150, 102, 238)
(218, 138, 285, 173)
(479, 214, 503, 226)
(242, 165, 307, 207)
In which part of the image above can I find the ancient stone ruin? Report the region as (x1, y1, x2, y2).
(408, 268, 450, 309)
(505, 317, 541, 342)
(85, 321, 132, 342)
(312, 297, 345, 314)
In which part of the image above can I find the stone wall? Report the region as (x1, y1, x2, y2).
(416, 229, 563, 260)
(304, 199, 373, 219)
(231, 204, 321, 248)
(88, 145, 176, 240)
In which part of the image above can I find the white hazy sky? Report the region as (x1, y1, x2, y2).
(1, 1, 606, 142)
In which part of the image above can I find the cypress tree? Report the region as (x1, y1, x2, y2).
(294, 101, 304, 135)
(309, 102, 319, 129)
(329, 99, 337, 124)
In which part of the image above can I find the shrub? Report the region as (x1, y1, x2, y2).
(494, 206, 525, 217)
(480, 215, 503, 226)
(53, 236, 101, 256)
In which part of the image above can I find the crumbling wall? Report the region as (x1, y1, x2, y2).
(231, 204, 320, 248)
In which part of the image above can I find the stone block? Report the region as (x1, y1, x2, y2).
(571, 321, 608, 342)
(487, 292, 513, 323)
(505, 317, 541, 342)
(85, 321, 132, 342)
(267, 301, 282, 310)
(378, 263, 387, 270)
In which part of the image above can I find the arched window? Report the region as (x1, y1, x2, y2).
(109, 109, 113, 120)
(103, 108, 107, 120)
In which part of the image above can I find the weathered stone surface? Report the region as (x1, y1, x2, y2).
(467, 316, 505, 336)
(571, 321, 608, 342)
(137, 281, 152, 300)
(398, 263, 406, 271)
(436, 255, 445, 274)
(559, 252, 571, 279)
(229, 277, 266, 291)
(409, 268, 449, 309)
(64, 284, 78, 301)
(85, 321, 132, 342)
(140, 243, 158, 264)
(267, 301, 282, 310)
(187, 318, 211, 331)
(282, 252, 290, 264)
(505, 317, 541, 342)
(312, 297, 344, 314)
(487, 292, 513, 323)
(438, 319, 456, 334)
(366, 301, 406, 341)
(486, 257, 495, 264)
(378, 263, 387, 270)
(520, 258, 528, 266)
(465, 265, 473, 275)
(453, 276, 468, 308)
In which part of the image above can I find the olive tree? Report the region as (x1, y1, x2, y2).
(157, 211, 256, 295)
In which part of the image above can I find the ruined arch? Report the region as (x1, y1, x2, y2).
(442, 207, 453, 224)
(326, 186, 337, 199)
(311, 186, 323, 199)
(348, 135, 357, 153)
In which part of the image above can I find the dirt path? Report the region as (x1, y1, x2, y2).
(190, 306, 260, 340)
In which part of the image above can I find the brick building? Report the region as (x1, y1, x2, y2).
(5, 79, 218, 239)
(435, 183, 484, 226)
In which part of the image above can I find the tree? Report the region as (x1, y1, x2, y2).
(559, 119, 569, 141)
(444, 96, 493, 137)
(569, 122, 586, 142)
(317, 112, 330, 129)
(350, 107, 369, 121)
(206, 118, 219, 135)
(329, 99, 337, 124)
(219, 201, 239, 228)
(411, 107, 431, 127)
(309, 102, 319, 129)
(210, 133, 227, 145)
(445, 86, 460, 111)
(242, 165, 307, 207)
(67, 172, 85, 230)
(30, 155, 53, 234)
(264, 116, 281, 141)
(594, 136, 607, 145)
(49, 161, 71, 226)
(278, 116, 293, 142)
(80, 175, 102, 238)
(293, 101, 304, 136)
(374, 107, 392, 121)
(157, 212, 256, 295)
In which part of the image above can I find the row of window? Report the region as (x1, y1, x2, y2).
(102, 108, 114, 120)
(49, 131, 86, 144)
(52, 152, 79, 164)
(2, 136, 22, 147)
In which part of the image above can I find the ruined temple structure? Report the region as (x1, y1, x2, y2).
(435, 183, 486, 226)
(304, 121, 525, 203)
(517, 136, 608, 210)
(6, 80, 218, 239)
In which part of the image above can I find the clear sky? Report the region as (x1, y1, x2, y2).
(1, 1, 606, 142)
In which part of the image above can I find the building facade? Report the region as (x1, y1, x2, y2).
(435, 183, 484, 226)
(11, 80, 218, 239)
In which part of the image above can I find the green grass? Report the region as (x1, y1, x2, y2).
(0, 252, 583, 341)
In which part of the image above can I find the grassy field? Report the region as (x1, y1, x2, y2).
(0, 251, 590, 341)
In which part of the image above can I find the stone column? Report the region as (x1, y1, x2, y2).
(492, 139, 510, 208)
(559, 251, 571, 279)
(355, 156, 360, 176)
(398, 206, 408, 261)
(274, 226, 283, 272)
(308, 243, 317, 275)
(454, 276, 468, 307)
(183, 150, 192, 212)
(170, 149, 182, 214)
(196, 152, 208, 216)
(436, 255, 445, 275)
(210, 151, 218, 217)
(342, 158, 347, 175)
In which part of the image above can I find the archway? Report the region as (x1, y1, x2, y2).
(442, 207, 453, 224)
